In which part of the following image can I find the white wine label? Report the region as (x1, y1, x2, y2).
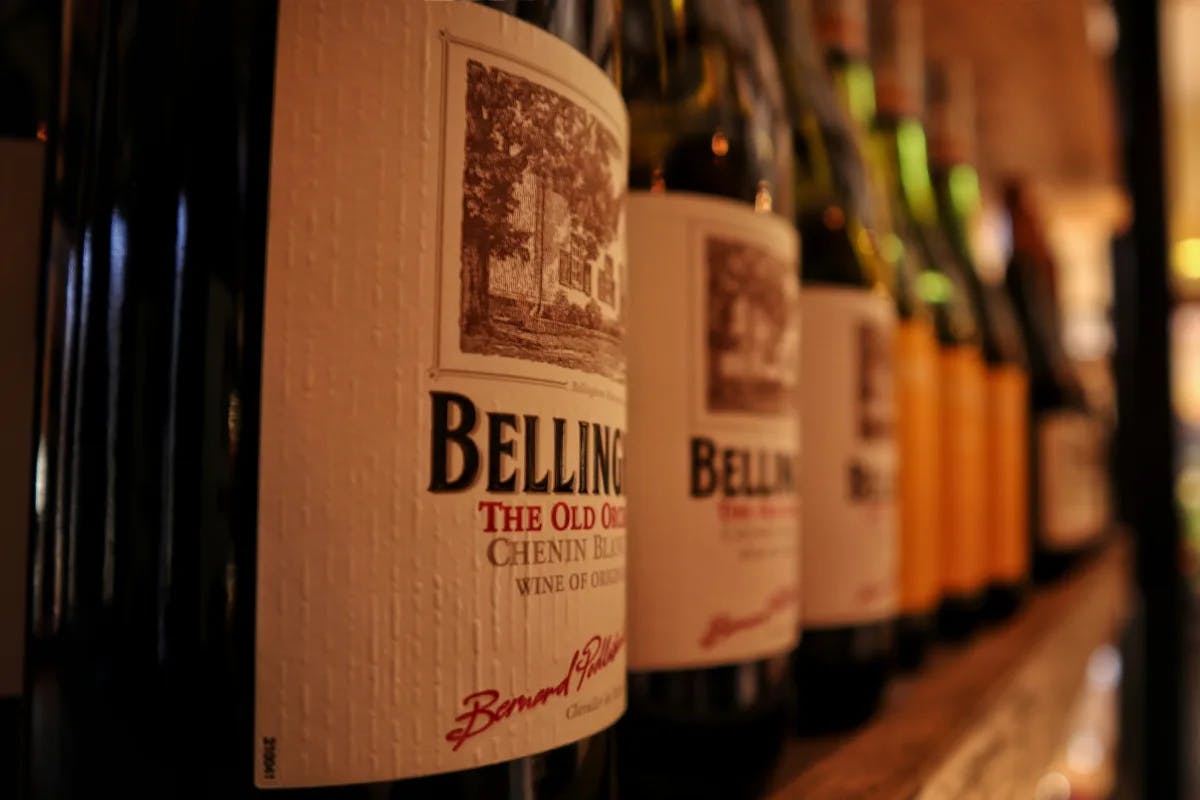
(625, 193, 801, 671)
(255, 2, 628, 788)
(1038, 411, 1108, 550)
(801, 286, 898, 627)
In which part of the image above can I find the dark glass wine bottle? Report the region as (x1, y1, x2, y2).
(926, 60, 1031, 621)
(1, 4, 58, 796)
(760, 0, 898, 731)
(25, 2, 625, 798)
(869, 0, 987, 642)
(1004, 182, 1108, 583)
(620, 1, 800, 797)
(810, 0, 941, 671)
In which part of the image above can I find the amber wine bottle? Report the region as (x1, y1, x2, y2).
(869, 0, 987, 641)
(927, 60, 1031, 620)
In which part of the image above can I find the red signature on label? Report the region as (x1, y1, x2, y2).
(444, 632, 625, 751)
(698, 588, 798, 649)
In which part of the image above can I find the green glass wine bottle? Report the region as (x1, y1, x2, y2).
(811, 0, 942, 668)
(25, 2, 626, 797)
(1004, 183, 1110, 582)
(761, 0, 901, 732)
(620, 0, 803, 794)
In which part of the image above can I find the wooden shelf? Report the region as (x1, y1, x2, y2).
(769, 540, 1131, 800)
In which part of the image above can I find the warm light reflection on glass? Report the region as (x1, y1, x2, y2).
(1172, 237, 1200, 281)
(1177, 465, 1200, 509)
(1034, 771, 1072, 800)
(970, 200, 1011, 285)
(1170, 304, 1200, 423)
(650, 166, 666, 193)
(710, 129, 729, 158)
(1066, 732, 1104, 774)
(671, 0, 686, 31)
(856, 228, 874, 258)
(754, 180, 772, 213)
(822, 205, 845, 230)
(36, 122, 48, 142)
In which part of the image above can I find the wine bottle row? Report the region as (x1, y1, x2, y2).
(0, 0, 1113, 797)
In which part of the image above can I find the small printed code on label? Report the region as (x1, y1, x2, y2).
(262, 736, 277, 780)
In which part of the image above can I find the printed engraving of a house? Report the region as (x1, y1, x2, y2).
(488, 173, 621, 321)
(459, 58, 626, 383)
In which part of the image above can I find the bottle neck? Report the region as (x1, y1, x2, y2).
(758, 0, 838, 209)
(1008, 193, 1056, 285)
(939, 162, 981, 222)
(876, 113, 938, 229)
(622, 0, 790, 210)
(812, 0, 869, 57)
(934, 161, 982, 269)
(826, 53, 878, 134)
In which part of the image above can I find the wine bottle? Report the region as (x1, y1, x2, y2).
(1, 4, 58, 795)
(760, 0, 898, 731)
(25, 2, 626, 797)
(620, 1, 801, 796)
(869, 0, 987, 641)
(1004, 183, 1108, 582)
(810, 0, 941, 670)
(926, 60, 1031, 621)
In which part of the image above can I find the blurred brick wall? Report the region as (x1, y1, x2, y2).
(922, 0, 1119, 191)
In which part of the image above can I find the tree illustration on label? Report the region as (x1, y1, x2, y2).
(706, 236, 799, 415)
(460, 60, 625, 381)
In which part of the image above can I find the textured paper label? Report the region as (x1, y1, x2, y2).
(939, 345, 987, 595)
(988, 365, 1029, 583)
(896, 319, 941, 614)
(801, 287, 898, 627)
(255, 3, 628, 788)
(625, 193, 800, 670)
(1039, 411, 1108, 550)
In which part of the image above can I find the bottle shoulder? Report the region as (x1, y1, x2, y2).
(623, 0, 790, 208)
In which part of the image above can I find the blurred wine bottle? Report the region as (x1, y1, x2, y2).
(810, 0, 940, 671)
(761, 0, 898, 732)
(1005, 183, 1110, 581)
(621, 1, 801, 795)
(926, 60, 1031, 621)
(869, 0, 987, 641)
(0, 2, 58, 796)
